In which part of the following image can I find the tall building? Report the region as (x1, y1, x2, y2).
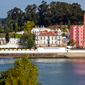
(83, 14, 85, 48)
(70, 25, 83, 47)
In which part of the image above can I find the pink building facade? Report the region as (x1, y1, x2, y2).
(70, 25, 83, 46)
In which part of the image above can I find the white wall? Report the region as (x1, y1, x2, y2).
(0, 47, 66, 53)
(38, 47, 66, 53)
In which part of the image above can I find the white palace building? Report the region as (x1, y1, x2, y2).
(0, 26, 63, 48)
(31, 26, 63, 47)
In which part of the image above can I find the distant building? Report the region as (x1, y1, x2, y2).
(31, 26, 63, 47)
(70, 25, 83, 47)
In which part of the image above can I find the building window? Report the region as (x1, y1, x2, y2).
(78, 41, 79, 43)
(44, 41, 45, 44)
(52, 37, 53, 40)
(75, 31, 76, 33)
(81, 41, 82, 43)
(75, 34, 76, 36)
(44, 37, 45, 40)
(78, 37, 79, 39)
(55, 37, 56, 40)
(78, 31, 79, 33)
(41, 36, 42, 40)
(81, 37, 82, 39)
(81, 28, 82, 30)
(78, 34, 79, 36)
(75, 37, 76, 39)
(75, 28, 76, 30)
(81, 31, 82, 33)
(81, 34, 82, 36)
(78, 28, 79, 30)
(48, 36, 49, 39)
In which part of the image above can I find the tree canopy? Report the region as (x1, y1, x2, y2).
(1, 1, 85, 32)
(27, 37, 34, 49)
(5, 55, 39, 85)
(23, 21, 35, 33)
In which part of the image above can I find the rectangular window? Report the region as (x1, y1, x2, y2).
(44, 37, 45, 40)
(55, 37, 56, 40)
(81, 31, 82, 33)
(78, 34, 79, 36)
(75, 37, 76, 39)
(81, 34, 82, 36)
(75, 34, 76, 36)
(81, 41, 82, 43)
(81, 37, 82, 39)
(52, 37, 53, 40)
(78, 41, 79, 43)
(78, 31, 79, 33)
(78, 37, 79, 39)
(41, 36, 42, 40)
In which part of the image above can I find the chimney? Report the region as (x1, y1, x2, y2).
(43, 25, 44, 28)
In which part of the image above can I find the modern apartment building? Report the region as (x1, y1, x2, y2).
(70, 25, 83, 46)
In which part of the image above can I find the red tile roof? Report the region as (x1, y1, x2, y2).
(78, 25, 83, 27)
(71, 25, 77, 28)
(40, 30, 56, 35)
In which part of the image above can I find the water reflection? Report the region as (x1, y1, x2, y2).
(1, 58, 85, 85)
(72, 59, 85, 74)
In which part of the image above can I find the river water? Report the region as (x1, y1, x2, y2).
(0, 58, 85, 85)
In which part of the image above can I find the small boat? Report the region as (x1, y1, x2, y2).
(0, 57, 10, 59)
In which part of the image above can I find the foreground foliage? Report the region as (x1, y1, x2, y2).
(5, 55, 38, 85)
(0, 55, 42, 85)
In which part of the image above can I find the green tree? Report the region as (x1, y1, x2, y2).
(5, 31, 9, 43)
(10, 24, 13, 32)
(68, 20, 70, 29)
(24, 21, 35, 33)
(15, 23, 18, 33)
(5, 55, 39, 85)
(20, 33, 35, 46)
(7, 7, 23, 23)
(27, 37, 34, 49)
(67, 40, 75, 46)
(5, 25, 9, 43)
(0, 68, 12, 85)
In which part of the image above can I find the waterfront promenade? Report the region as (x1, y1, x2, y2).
(0, 47, 85, 58)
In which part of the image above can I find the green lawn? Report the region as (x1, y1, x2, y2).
(9, 33, 22, 38)
(71, 49, 85, 50)
(0, 33, 22, 38)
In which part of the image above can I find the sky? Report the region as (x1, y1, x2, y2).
(0, 0, 85, 18)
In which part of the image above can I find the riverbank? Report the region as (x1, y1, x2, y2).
(0, 52, 85, 58)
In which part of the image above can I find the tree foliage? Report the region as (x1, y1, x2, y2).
(0, 68, 11, 85)
(1, 1, 85, 30)
(24, 21, 35, 33)
(67, 40, 75, 46)
(5, 25, 9, 43)
(27, 37, 34, 49)
(20, 33, 35, 46)
(5, 55, 39, 85)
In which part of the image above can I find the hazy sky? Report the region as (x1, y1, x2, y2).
(0, 0, 85, 18)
